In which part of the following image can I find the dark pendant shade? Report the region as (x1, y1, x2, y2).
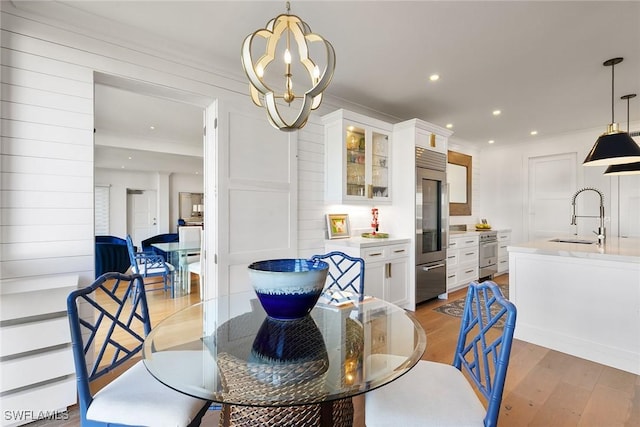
(604, 161, 640, 175)
(583, 131, 640, 166)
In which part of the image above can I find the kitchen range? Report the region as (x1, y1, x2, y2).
(478, 229, 498, 280)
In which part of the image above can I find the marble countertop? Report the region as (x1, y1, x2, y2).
(508, 236, 640, 263)
(326, 236, 411, 248)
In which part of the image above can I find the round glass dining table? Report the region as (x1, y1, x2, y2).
(143, 296, 426, 427)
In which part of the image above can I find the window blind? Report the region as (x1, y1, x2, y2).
(94, 186, 110, 236)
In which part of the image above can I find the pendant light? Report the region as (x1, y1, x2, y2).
(241, 1, 336, 132)
(583, 58, 640, 166)
(604, 94, 640, 175)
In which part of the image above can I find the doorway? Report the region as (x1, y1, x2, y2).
(93, 72, 212, 301)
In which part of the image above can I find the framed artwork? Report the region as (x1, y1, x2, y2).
(327, 214, 351, 239)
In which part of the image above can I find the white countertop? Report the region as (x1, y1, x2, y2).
(508, 236, 640, 264)
(325, 236, 411, 248)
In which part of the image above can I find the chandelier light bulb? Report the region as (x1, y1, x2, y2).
(284, 48, 292, 65)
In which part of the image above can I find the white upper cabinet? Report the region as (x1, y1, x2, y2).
(323, 109, 393, 203)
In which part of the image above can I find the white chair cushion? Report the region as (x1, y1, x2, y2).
(188, 261, 201, 275)
(86, 360, 208, 427)
(365, 360, 486, 427)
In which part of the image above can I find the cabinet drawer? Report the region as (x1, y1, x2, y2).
(446, 271, 458, 287)
(498, 243, 509, 258)
(458, 265, 478, 285)
(361, 246, 387, 262)
(498, 233, 510, 242)
(446, 251, 458, 268)
(458, 248, 478, 264)
(387, 244, 409, 260)
(450, 236, 479, 250)
(497, 257, 509, 273)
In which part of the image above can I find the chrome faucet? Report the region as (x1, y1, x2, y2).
(570, 187, 605, 245)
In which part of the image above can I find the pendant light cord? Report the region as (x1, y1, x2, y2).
(611, 62, 615, 124)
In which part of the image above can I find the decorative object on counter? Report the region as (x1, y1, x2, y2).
(583, 57, 640, 166)
(248, 258, 329, 320)
(361, 232, 389, 238)
(240, 1, 335, 132)
(570, 187, 606, 245)
(475, 218, 491, 230)
(370, 208, 379, 235)
(605, 94, 640, 176)
(326, 213, 350, 239)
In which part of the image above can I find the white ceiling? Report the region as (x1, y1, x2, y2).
(15, 1, 640, 171)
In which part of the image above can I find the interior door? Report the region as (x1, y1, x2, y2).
(212, 99, 297, 316)
(527, 153, 576, 240)
(127, 189, 158, 247)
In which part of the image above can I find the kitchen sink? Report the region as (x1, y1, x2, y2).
(549, 238, 595, 244)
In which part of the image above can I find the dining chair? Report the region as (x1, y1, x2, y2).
(310, 251, 365, 303)
(66, 272, 211, 426)
(187, 230, 205, 300)
(126, 234, 174, 296)
(365, 280, 517, 427)
(179, 225, 201, 263)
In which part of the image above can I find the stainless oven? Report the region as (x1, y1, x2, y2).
(478, 230, 498, 279)
(415, 147, 447, 303)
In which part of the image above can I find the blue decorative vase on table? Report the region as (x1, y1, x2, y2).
(247, 258, 329, 320)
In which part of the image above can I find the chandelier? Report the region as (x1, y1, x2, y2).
(241, 2, 336, 131)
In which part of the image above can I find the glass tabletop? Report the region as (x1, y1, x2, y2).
(151, 241, 200, 254)
(142, 297, 426, 407)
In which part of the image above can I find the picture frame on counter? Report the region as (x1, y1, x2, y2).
(326, 214, 351, 239)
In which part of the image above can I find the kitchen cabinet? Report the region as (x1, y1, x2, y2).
(447, 233, 479, 292)
(497, 230, 511, 275)
(325, 238, 410, 308)
(322, 109, 393, 203)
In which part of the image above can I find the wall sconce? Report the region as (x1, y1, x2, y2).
(241, 1, 336, 131)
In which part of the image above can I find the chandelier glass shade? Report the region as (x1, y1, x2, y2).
(583, 58, 640, 166)
(241, 3, 336, 132)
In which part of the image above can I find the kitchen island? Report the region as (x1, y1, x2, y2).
(508, 237, 640, 374)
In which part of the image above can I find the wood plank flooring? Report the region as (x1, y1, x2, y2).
(29, 274, 639, 426)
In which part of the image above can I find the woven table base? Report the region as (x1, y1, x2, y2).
(219, 398, 353, 427)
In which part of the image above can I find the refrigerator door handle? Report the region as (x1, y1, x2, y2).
(422, 263, 446, 271)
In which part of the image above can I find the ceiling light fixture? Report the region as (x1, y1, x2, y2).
(492, 110, 501, 116)
(604, 93, 640, 175)
(429, 74, 440, 81)
(530, 131, 538, 136)
(241, 1, 335, 132)
(446, 123, 453, 129)
(488, 140, 495, 144)
(584, 58, 640, 166)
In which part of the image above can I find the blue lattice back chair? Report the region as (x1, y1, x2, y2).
(366, 280, 517, 427)
(66, 272, 210, 426)
(126, 234, 174, 297)
(311, 251, 365, 303)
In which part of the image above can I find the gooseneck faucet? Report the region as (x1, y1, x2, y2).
(570, 187, 605, 245)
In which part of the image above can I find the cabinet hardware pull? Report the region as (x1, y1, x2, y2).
(422, 263, 445, 271)
(369, 252, 383, 257)
(465, 252, 475, 256)
(465, 240, 475, 244)
(447, 274, 455, 279)
(465, 269, 474, 274)
(393, 249, 405, 253)
(447, 256, 455, 259)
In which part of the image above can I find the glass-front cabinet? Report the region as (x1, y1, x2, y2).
(323, 109, 393, 203)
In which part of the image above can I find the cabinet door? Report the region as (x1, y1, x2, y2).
(364, 262, 386, 301)
(386, 258, 408, 306)
(371, 130, 390, 200)
(345, 125, 367, 197)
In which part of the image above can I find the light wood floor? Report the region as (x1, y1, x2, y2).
(32, 274, 639, 426)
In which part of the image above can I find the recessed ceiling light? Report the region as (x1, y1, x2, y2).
(492, 110, 501, 116)
(530, 130, 538, 136)
(121, 165, 125, 168)
(429, 74, 440, 82)
(488, 140, 495, 144)
(446, 123, 453, 129)
(149, 125, 156, 130)
(128, 156, 132, 160)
